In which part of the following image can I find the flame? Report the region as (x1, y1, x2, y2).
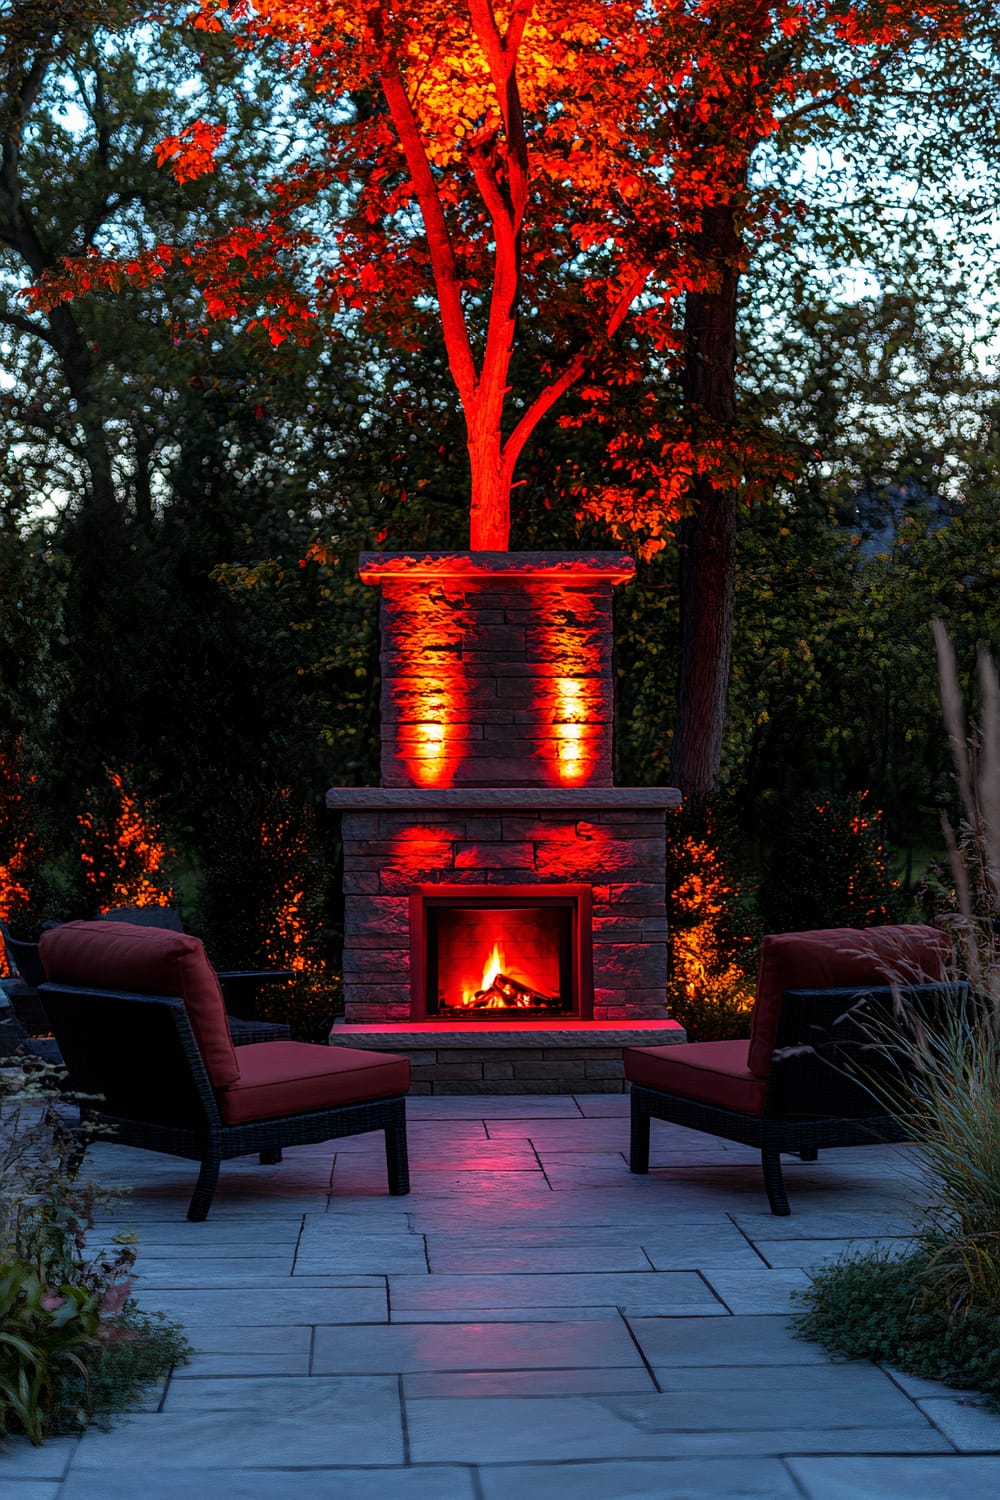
(463, 939, 505, 1006)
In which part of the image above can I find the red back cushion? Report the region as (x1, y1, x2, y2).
(748, 923, 951, 1078)
(40, 920, 240, 1088)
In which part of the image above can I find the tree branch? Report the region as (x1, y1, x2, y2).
(373, 29, 477, 405)
(0, 306, 60, 347)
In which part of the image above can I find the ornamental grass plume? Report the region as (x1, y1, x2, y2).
(795, 625, 1000, 1402)
(919, 622, 1000, 1314)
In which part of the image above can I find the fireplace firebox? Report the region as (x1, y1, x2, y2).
(411, 884, 593, 1022)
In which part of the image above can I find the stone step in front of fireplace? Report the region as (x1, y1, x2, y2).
(328, 1019, 686, 1095)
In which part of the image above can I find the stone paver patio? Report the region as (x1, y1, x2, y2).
(3, 1094, 1000, 1498)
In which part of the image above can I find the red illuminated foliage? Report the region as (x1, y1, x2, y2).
(668, 825, 756, 1037)
(77, 768, 176, 911)
(26, 0, 963, 555)
(0, 740, 39, 966)
(258, 792, 312, 973)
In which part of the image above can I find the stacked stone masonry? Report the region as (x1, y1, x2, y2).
(341, 805, 668, 1024)
(360, 551, 631, 789)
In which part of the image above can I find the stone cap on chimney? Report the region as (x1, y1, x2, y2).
(359, 551, 636, 585)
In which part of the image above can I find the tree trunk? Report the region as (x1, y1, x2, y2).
(671, 200, 742, 797)
(467, 418, 511, 550)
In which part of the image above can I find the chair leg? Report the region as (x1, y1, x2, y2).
(629, 1093, 651, 1173)
(188, 1153, 221, 1222)
(385, 1117, 410, 1195)
(799, 1146, 818, 1162)
(761, 1145, 791, 1216)
(260, 1148, 282, 1165)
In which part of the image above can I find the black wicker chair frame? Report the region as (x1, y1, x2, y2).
(2, 917, 291, 1048)
(39, 981, 410, 1221)
(630, 982, 967, 1215)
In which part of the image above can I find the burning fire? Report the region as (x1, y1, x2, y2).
(459, 937, 550, 1010)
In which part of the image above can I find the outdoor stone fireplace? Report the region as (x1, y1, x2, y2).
(327, 551, 684, 1092)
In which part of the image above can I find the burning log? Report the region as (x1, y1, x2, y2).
(470, 971, 555, 1010)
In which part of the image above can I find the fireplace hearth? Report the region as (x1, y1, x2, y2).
(327, 551, 685, 1092)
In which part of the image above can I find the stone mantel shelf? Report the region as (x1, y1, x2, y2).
(326, 786, 682, 811)
(358, 549, 636, 584)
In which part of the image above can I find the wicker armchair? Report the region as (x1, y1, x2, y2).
(627, 924, 961, 1215)
(38, 921, 410, 1220)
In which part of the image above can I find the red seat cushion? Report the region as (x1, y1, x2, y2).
(40, 920, 241, 1089)
(624, 1040, 766, 1116)
(748, 923, 951, 1078)
(217, 1041, 410, 1125)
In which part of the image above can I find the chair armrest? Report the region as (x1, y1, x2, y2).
(216, 970, 295, 1022)
(216, 969, 295, 985)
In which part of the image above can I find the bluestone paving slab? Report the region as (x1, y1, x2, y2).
(86, 1222, 304, 1248)
(133, 1261, 308, 1286)
(650, 1363, 918, 1398)
(917, 1398, 1000, 1450)
(733, 1209, 918, 1240)
(332, 1167, 553, 1198)
(425, 1241, 653, 1273)
(388, 1270, 723, 1315)
(185, 1325, 314, 1355)
(163, 1374, 399, 1412)
(700, 1267, 813, 1313)
(424, 1222, 725, 1246)
(0, 1484, 61, 1499)
(312, 1318, 642, 1374)
(404, 1394, 950, 1463)
(336, 1143, 541, 1169)
(576, 1096, 631, 1115)
(637, 1225, 768, 1271)
(753, 1236, 915, 1268)
(627, 1314, 833, 1366)
(294, 1251, 428, 1275)
(174, 1324, 312, 1375)
(484, 1119, 632, 1144)
(176, 1349, 311, 1377)
(390, 1304, 624, 1323)
(787, 1455, 1000, 1499)
(137, 1284, 387, 1326)
(58, 1467, 477, 1500)
(67, 1378, 404, 1468)
(0, 1436, 78, 1480)
(477, 1457, 802, 1499)
(403, 1366, 657, 1398)
(881, 1364, 966, 1399)
(410, 1097, 583, 1116)
(627, 1374, 927, 1430)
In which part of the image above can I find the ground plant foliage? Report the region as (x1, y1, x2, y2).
(796, 1248, 1000, 1410)
(0, 1058, 190, 1443)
